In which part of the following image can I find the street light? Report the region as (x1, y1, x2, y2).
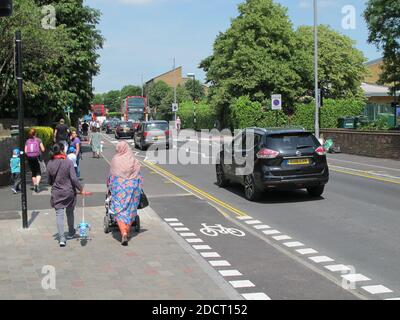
(187, 73, 196, 127)
(314, 0, 320, 139)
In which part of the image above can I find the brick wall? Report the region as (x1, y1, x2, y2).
(321, 129, 400, 160)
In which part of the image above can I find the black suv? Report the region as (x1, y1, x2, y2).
(216, 128, 329, 201)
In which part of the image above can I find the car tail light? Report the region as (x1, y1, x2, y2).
(315, 146, 326, 156)
(256, 148, 280, 159)
(144, 131, 150, 138)
(165, 130, 171, 136)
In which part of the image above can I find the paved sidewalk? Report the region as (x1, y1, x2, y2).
(0, 204, 241, 300)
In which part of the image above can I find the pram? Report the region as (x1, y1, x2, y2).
(103, 190, 140, 234)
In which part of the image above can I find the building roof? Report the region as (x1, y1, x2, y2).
(145, 67, 182, 85)
(364, 57, 383, 66)
(361, 82, 399, 97)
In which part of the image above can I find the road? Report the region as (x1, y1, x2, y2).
(100, 132, 400, 300)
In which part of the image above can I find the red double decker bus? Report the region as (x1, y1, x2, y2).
(91, 104, 106, 117)
(121, 96, 147, 123)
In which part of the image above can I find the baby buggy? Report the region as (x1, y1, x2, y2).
(103, 190, 140, 234)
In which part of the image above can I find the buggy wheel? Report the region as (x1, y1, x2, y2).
(134, 215, 140, 233)
(103, 216, 110, 234)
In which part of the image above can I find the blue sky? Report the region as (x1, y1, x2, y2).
(85, 0, 381, 93)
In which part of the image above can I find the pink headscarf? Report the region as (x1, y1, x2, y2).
(110, 141, 141, 180)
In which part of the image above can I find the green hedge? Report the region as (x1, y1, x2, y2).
(229, 96, 365, 131)
(24, 127, 54, 148)
(178, 101, 217, 130)
(289, 98, 365, 131)
(108, 112, 122, 118)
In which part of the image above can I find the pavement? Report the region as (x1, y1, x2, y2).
(0, 138, 241, 300)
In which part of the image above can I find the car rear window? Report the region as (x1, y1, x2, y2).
(119, 122, 131, 126)
(266, 133, 319, 150)
(146, 123, 168, 131)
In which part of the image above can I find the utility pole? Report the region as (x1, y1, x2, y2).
(15, 31, 28, 229)
(141, 74, 144, 97)
(173, 58, 177, 121)
(314, 0, 320, 139)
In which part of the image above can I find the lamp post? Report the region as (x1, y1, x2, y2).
(187, 73, 196, 128)
(314, 0, 320, 139)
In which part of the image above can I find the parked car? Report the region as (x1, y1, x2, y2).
(115, 121, 135, 139)
(134, 121, 172, 150)
(106, 118, 120, 134)
(216, 127, 329, 201)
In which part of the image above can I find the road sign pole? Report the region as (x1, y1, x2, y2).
(16, 31, 28, 229)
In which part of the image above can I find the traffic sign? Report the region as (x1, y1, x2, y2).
(172, 103, 179, 112)
(271, 94, 282, 110)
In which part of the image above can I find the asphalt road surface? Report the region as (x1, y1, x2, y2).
(99, 132, 400, 300)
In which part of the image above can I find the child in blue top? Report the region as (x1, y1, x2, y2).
(10, 148, 21, 194)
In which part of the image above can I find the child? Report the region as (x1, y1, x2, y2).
(67, 146, 78, 176)
(10, 148, 21, 194)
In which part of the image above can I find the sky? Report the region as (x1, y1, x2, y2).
(85, 0, 382, 94)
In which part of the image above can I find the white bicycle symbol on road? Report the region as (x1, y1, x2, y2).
(199, 223, 245, 237)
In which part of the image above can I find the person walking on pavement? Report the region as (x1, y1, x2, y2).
(89, 126, 102, 158)
(82, 120, 89, 141)
(54, 118, 70, 152)
(70, 130, 81, 177)
(47, 143, 90, 247)
(108, 141, 143, 246)
(25, 128, 45, 193)
(176, 116, 181, 132)
(10, 148, 21, 194)
(66, 146, 78, 177)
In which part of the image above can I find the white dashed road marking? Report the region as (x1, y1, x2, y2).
(180, 233, 197, 237)
(169, 223, 184, 227)
(164, 218, 179, 222)
(209, 260, 231, 267)
(263, 230, 280, 235)
(309, 256, 335, 263)
(296, 248, 318, 255)
(245, 220, 262, 225)
(253, 225, 271, 230)
(229, 280, 255, 288)
(273, 235, 292, 241)
(174, 227, 190, 232)
(362, 285, 393, 295)
(242, 293, 271, 300)
(219, 270, 243, 277)
(193, 245, 211, 250)
(236, 216, 253, 220)
(324, 265, 351, 272)
(186, 238, 204, 243)
(200, 252, 221, 258)
(283, 242, 304, 248)
(341, 274, 371, 283)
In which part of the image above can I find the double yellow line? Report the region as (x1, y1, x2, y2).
(144, 161, 248, 217)
(330, 166, 400, 185)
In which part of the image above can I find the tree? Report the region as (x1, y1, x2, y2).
(364, 0, 400, 96)
(184, 79, 205, 102)
(103, 90, 121, 112)
(0, 0, 70, 120)
(91, 93, 104, 105)
(159, 84, 191, 120)
(147, 80, 171, 113)
(120, 85, 142, 99)
(35, 0, 104, 121)
(293, 25, 367, 101)
(200, 0, 301, 124)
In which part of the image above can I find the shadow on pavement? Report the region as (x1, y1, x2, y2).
(28, 210, 40, 227)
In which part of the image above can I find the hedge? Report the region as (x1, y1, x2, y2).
(24, 127, 54, 148)
(230, 96, 365, 131)
(178, 101, 217, 130)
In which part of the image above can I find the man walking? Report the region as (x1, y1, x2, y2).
(54, 119, 70, 152)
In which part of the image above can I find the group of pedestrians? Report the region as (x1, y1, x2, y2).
(10, 118, 144, 248)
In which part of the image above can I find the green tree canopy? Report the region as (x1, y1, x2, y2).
(201, 0, 300, 122)
(293, 25, 367, 100)
(184, 79, 205, 102)
(120, 85, 142, 99)
(103, 90, 121, 112)
(364, 0, 400, 95)
(0, 0, 70, 119)
(147, 80, 172, 111)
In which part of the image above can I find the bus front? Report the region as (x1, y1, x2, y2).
(126, 96, 146, 129)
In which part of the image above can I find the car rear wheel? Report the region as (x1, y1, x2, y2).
(244, 174, 261, 201)
(216, 164, 229, 187)
(307, 186, 325, 197)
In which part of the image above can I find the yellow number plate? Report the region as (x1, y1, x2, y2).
(288, 159, 311, 165)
